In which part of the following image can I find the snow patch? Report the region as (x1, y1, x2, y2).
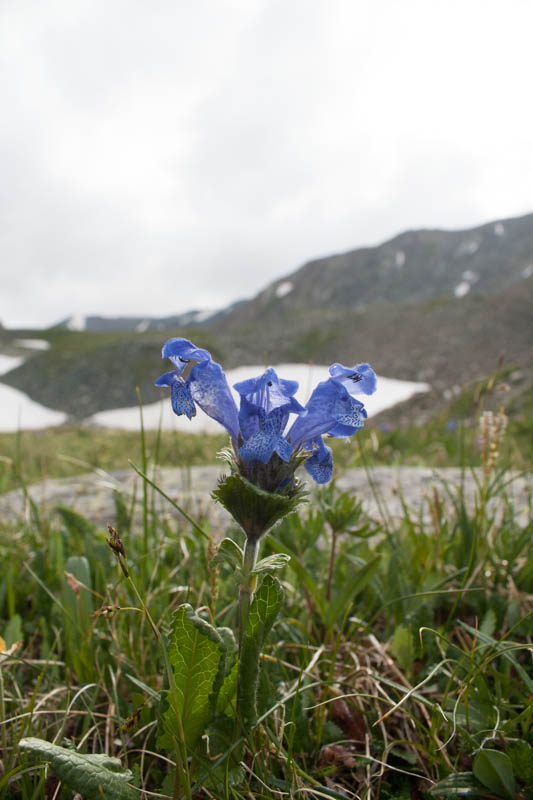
(395, 250, 405, 268)
(454, 282, 471, 298)
(0, 355, 24, 375)
(522, 264, 533, 279)
(13, 338, 50, 350)
(276, 281, 293, 298)
(135, 320, 150, 333)
(0, 383, 67, 431)
(66, 315, 86, 331)
(192, 309, 217, 323)
(89, 365, 430, 432)
(461, 270, 479, 283)
(494, 222, 505, 236)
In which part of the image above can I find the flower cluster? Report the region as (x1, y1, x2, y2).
(155, 338, 376, 490)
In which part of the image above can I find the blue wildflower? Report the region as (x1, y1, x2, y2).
(155, 338, 376, 489)
(155, 338, 239, 440)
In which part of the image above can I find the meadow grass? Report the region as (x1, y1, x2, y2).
(0, 388, 532, 798)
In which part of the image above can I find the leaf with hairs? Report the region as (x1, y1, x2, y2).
(19, 738, 136, 800)
(238, 575, 283, 729)
(163, 604, 227, 750)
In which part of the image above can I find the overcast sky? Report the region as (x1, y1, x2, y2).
(1, 0, 532, 328)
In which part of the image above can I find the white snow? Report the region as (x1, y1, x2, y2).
(135, 320, 150, 333)
(276, 281, 293, 298)
(461, 270, 479, 283)
(13, 338, 50, 350)
(0, 355, 24, 375)
(454, 281, 471, 298)
(192, 309, 218, 323)
(395, 251, 405, 268)
(0, 383, 67, 431)
(494, 222, 505, 236)
(66, 315, 86, 331)
(522, 264, 533, 279)
(89, 364, 430, 433)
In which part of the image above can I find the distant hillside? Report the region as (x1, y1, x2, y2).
(1, 212, 532, 420)
(214, 213, 533, 326)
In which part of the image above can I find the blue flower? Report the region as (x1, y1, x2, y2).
(155, 338, 239, 440)
(155, 338, 376, 487)
(304, 437, 333, 484)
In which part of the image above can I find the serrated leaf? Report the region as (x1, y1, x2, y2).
(211, 538, 243, 571)
(164, 604, 227, 750)
(429, 771, 486, 797)
(212, 473, 301, 538)
(238, 575, 283, 728)
(18, 737, 136, 800)
(253, 553, 291, 574)
(473, 749, 516, 798)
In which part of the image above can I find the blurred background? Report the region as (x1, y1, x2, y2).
(0, 0, 531, 445)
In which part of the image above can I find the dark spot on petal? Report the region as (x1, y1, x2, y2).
(179, 357, 190, 363)
(267, 381, 273, 386)
(349, 372, 362, 382)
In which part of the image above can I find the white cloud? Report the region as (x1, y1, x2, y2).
(1, 0, 532, 327)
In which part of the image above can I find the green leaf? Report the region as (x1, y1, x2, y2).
(325, 554, 381, 629)
(391, 625, 415, 674)
(212, 473, 302, 538)
(63, 555, 93, 620)
(164, 604, 227, 750)
(508, 741, 533, 784)
(429, 771, 487, 797)
(211, 538, 243, 572)
(3, 614, 22, 648)
(253, 553, 291, 574)
(18, 737, 136, 800)
(479, 608, 497, 638)
(473, 750, 516, 798)
(267, 533, 326, 617)
(239, 575, 283, 728)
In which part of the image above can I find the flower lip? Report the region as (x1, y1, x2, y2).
(162, 338, 212, 374)
(234, 367, 304, 415)
(329, 362, 377, 396)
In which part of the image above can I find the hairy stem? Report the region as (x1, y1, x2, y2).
(238, 537, 259, 641)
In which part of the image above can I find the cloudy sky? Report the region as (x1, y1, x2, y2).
(1, 0, 532, 328)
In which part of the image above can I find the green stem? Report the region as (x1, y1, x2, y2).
(238, 537, 259, 642)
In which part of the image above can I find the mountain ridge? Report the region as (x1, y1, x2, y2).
(1, 211, 531, 420)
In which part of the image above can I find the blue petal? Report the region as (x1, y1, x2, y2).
(162, 338, 212, 373)
(238, 429, 277, 464)
(155, 370, 179, 387)
(304, 438, 333, 484)
(329, 362, 377, 396)
(234, 367, 303, 415)
(332, 394, 366, 428)
(238, 406, 292, 464)
(274, 435, 293, 462)
(238, 395, 262, 440)
(171, 378, 196, 419)
(189, 359, 239, 439)
(288, 379, 340, 446)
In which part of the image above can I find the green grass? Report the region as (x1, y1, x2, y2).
(1, 407, 532, 798)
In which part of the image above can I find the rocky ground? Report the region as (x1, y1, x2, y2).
(1, 466, 530, 536)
